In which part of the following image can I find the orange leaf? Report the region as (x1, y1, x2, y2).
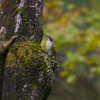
(89, 32, 94, 37)
(74, 11, 80, 16)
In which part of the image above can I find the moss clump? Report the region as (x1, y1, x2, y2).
(5, 40, 40, 66)
(21, 36, 27, 41)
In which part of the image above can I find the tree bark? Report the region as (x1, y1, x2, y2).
(0, 26, 18, 100)
(0, 0, 58, 100)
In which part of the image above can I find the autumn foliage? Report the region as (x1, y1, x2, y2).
(42, 1, 100, 100)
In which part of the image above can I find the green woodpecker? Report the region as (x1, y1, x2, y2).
(45, 35, 56, 59)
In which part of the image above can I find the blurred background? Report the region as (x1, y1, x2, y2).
(42, 0, 100, 100)
(1, 0, 100, 100)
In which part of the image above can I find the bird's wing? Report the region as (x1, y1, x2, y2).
(52, 44, 56, 58)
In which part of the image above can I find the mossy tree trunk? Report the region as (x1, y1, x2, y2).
(0, 0, 58, 100)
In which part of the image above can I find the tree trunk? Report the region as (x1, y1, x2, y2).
(0, 0, 58, 100)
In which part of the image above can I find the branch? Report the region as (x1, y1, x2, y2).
(0, 26, 18, 52)
(4, 35, 18, 50)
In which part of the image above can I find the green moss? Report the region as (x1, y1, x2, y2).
(16, 0, 19, 4)
(27, 33, 30, 36)
(34, 23, 36, 26)
(6, 40, 44, 68)
(21, 36, 27, 41)
(16, 8, 20, 12)
(37, 20, 40, 23)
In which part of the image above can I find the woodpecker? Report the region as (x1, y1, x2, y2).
(44, 35, 56, 59)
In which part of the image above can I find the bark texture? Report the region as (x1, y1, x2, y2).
(0, 0, 58, 100)
(0, 27, 18, 100)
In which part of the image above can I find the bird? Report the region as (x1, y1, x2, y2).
(44, 34, 56, 59)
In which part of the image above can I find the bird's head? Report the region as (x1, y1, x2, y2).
(43, 34, 54, 42)
(47, 35, 53, 42)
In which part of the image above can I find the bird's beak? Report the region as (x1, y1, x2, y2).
(43, 34, 48, 37)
